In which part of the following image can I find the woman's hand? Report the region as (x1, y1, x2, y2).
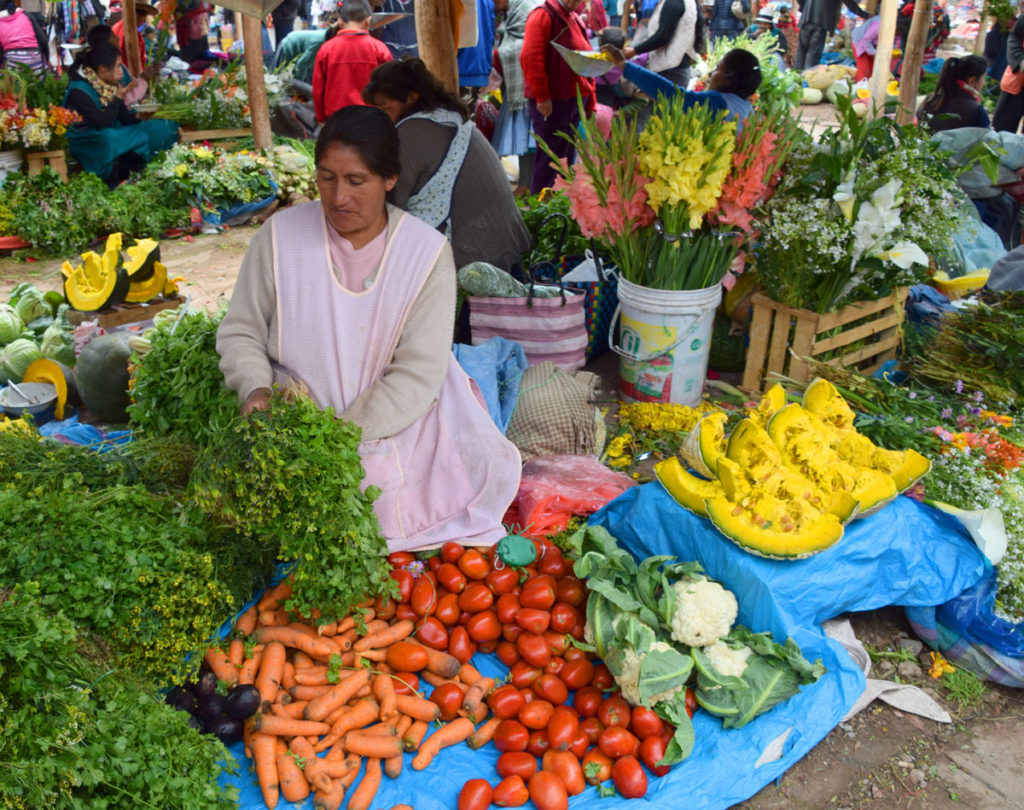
(537, 99, 553, 118)
(601, 43, 627, 68)
(115, 79, 137, 100)
(141, 63, 159, 80)
(241, 387, 272, 416)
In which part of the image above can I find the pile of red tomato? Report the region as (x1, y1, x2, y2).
(380, 540, 695, 808)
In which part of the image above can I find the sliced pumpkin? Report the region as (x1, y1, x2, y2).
(124, 260, 168, 303)
(102, 233, 123, 278)
(64, 254, 130, 312)
(706, 495, 844, 559)
(22, 357, 77, 420)
(802, 377, 856, 430)
(655, 456, 724, 517)
(124, 238, 161, 280)
(747, 383, 787, 427)
(680, 411, 727, 479)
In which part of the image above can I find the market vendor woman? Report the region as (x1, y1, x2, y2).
(63, 42, 178, 188)
(217, 105, 522, 552)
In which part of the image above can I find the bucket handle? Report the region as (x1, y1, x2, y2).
(607, 303, 703, 363)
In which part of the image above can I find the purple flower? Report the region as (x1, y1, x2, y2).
(904, 416, 914, 423)
(973, 390, 984, 404)
(954, 379, 964, 394)
(909, 391, 917, 400)
(970, 407, 981, 416)
(941, 408, 953, 419)
(928, 395, 935, 402)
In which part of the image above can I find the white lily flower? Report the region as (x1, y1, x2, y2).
(879, 240, 928, 269)
(925, 500, 1007, 564)
(870, 178, 901, 211)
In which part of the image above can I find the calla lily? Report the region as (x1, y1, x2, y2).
(879, 240, 929, 269)
(833, 171, 857, 221)
(925, 500, 1007, 564)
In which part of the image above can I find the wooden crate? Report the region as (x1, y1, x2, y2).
(180, 128, 253, 144)
(26, 150, 68, 181)
(741, 287, 909, 392)
(66, 295, 186, 329)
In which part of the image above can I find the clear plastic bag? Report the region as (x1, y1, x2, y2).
(511, 454, 636, 538)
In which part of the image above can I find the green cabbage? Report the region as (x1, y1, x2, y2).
(40, 314, 76, 368)
(9, 283, 52, 327)
(0, 305, 24, 345)
(0, 338, 43, 383)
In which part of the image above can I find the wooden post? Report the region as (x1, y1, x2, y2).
(974, 13, 989, 54)
(123, 1, 142, 78)
(415, 0, 459, 93)
(896, 0, 933, 125)
(242, 13, 273, 150)
(869, 0, 899, 118)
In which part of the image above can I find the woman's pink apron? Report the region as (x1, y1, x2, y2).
(272, 203, 521, 551)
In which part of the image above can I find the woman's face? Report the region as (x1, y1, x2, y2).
(316, 142, 396, 247)
(97, 59, 122, 85)
(373, 93, 415, 123)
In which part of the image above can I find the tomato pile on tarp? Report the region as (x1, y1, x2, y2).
(219, 485, 987, 809)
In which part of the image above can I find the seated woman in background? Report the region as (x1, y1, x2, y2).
(918, 55, 990, 133)
(363, 58, 531, 273)
(216, 106, 521, 551)
(63, 42, 178, 187)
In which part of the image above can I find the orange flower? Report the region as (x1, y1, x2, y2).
(928, 652, 954, 679)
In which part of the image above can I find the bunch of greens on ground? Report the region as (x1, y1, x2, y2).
(0, 583, 239, 810)
(189, 392, 395, 620)
(149, 143, 275, 215)
(127, 307, 240, 444)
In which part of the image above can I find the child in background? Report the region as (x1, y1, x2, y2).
(593, 26, 650, 125)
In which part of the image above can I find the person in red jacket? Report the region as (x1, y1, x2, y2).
(520, 0, 597, 193)
(312, 0, 392, 122)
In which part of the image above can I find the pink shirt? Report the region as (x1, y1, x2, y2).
(326, 221, 388, 292)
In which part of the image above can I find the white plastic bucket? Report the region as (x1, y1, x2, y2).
(0, 149, 24, 185)
(609, 277, 721, 407)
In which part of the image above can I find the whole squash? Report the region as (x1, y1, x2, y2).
(75, 334, 132, 423)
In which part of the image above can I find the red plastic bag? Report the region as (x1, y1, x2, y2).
(507, 455, 637, 539)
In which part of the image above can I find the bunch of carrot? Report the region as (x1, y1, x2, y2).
(207, 577, 495, 810)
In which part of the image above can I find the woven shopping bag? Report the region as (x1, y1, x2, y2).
(551, 248, 619, 362)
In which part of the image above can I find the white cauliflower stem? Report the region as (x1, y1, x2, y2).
(702, 641, 752, 677)
(616, 641, 682, 707)
(669, 578, 738, 648)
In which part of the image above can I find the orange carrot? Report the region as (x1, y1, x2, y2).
(292, 737, 345, 794)
(290, 683, 333, 702)
(341, 732, 403, 760)
(354, 649, 388, 663)
(305, 668, 371, 722)
(271, 700, 307, 719)
(347, 757, 382, 810)
(294, 666, 331, 686)
(467, 717, 501, 749)
(394, 694, 440, 723)
(228, 638, 245, 669)
(260, 608, 292, 627)
(287, 622, 320, 639)
(336, 628, 358, 652)
(315, 696, 380, 753)
(277, 748, 311, 803)
(257, 579, 293, 612)
(353, 619, 414, 651)
(239, 648, 263, 686)
(250, 732, 280, 809)
(281, 661, 297, 691)
(317, 620, 339, 636)
(204, 647, 240, 687)
(383, 715, 411, 779)
(463, 702, 489, 725)
(373, 673, 397, 720)
(411, 718, 475, 770)
(461, 677, 494, 717)
(252, 627, 338, 662)
(255, 641, 287, 709)
(458, 663, 484, 686)
(389, 805, 414, 810)
(292, 650, 316, 670)
(403, 720, 429, 752)
(361, 719, 399, 735)
(313, 779, 344, 810)
(421, 647, 461, 679)
(419, 670, 455, 688)
(235, 605, 258, 637)
(253, 713, 332, 737)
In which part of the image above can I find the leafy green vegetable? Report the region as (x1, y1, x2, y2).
(40, 305, 76, 367)
(0, 304, 24, 345)
(9, 283, 52, 325)
(189, 392, 396, 619)
(691, 626, 825, 728)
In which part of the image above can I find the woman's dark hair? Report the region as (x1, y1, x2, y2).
(86, 24, 115, 48)
(598, 27, 626, 49)
(79, 41, 122, 72)
(315, 105, 401, 178)
(362, 58, 470, 122)
(922, 54, 987, 114)
(716, 48, 762, 99)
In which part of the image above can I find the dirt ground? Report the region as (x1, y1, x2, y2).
(3, 222, 1022, 809)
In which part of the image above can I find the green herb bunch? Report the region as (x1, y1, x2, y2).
(0, 583, 239, 809)
(127, 307, 241, 444)
(189, 392, 395, 620)
(149, 143, 275, 215)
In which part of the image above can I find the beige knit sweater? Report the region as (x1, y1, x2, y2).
(216, 204, 456, 442)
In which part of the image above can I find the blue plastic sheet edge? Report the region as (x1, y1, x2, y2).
(219, 484, 988, 809)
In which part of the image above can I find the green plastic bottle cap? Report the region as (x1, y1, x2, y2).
(495, 534, 537, 568)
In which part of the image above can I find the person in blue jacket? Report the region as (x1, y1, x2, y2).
(601, 43, 761, 123)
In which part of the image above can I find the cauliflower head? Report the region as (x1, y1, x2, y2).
(702, 641, 752, 678)
(669, 577, 737, 648)
(616, 641, 683, 707)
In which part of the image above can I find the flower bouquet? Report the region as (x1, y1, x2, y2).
(545, 96, 797, 293)
(0, 104, 80, 152)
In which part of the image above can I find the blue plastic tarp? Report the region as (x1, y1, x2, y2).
(454, 336, 528, 433)
(221, 486, 987, 809)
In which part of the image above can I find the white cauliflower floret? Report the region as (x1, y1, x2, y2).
(669, 578, 737, 648)
(616, 641, 682, 707)
(702, 641, 752, 678)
